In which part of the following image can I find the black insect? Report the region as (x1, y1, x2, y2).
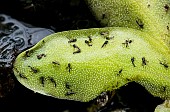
(39, 76, 45, 87)
(52, 61, 60, 65)
(48, 77, 57, 87)
(73, 44, 81, 54)
(128, 40, 133, 44)
(88, 36, 92, 42)
(85, 40, 92, 46)
(131, 57, 136, 67)
(85, 36, 93, 46)
(102, 13, 106, 19)
(25, 50, 30, 57)
(160, 61, 169, 69)
(101, 40, 108, 48)
(163, 86, 166, 92)
(161, 86, 167, 93)
(126, 78, 131, 82)
(68, 38, 77, 43)
(167, 26, 169, 30)
(73, 44, 80, 49)
(142, 57, 148, 66)
(106, 36, 114, 40)
(66, 63, 72, 72)
(19, 73, 27, 79)
(37, 53, 46, 59)
(115, 81, 119, 88)
(164, 4, 169, 12)
(117, 69, 123, 76)
(28, 65, 38, 73)
(100, 31, 109, 36)
(122, 39, 133, 48)
(65, 82, 71, 89)
(147, 4, 151, 8)
(136, 18, 144, 29)
(65, 90, 75, 96)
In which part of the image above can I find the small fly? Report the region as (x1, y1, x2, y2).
(39, 76, 45, 87)
(142, 57, 148, 66)
(68, 38, 77, 43)
(131, 57, 136, 67)
(101, 41, 108, 48)
(66, 63, 72, 73)
(73, 44, 81, 54)
(28, 66, 38, 73)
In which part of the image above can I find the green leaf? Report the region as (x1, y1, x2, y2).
(13, 27, 170, 102)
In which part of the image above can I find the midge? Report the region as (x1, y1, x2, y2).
(39, 76, 45, 87)
(48, 76, 57, 87)
(116, 69, 123, 76)
(88, 36, 92, 42)
(65, 82, 72, 89)
(37, 53, 46, 59)
(163, 86, 167, 92)
(85, 36, 93, 46)
(52, 61, 60, 65)
(65, 90, 76, 96)
(28, 65, 38, 73)
(85, 40, 92, 46)
(164, 4, 169, 13)
(68, 38, 77, 43)
(167, 26, 169, 31)
(160, 86, 167, 93)
(106, 36, 114, 40)
(142, 57, 148, 66)
(19, 73, 27, 79)
(25, 50, 31, 57)
(66, 63, 72, 73)
(122, 39, 133, 48)
(14, 68, 27, 79)
(101, 13, 106, 19)
(25, 50, 34, 57)
(101, 40, 108, 48)
(131, 57, 136, 67)
(159, 61, 169, 69)
(73, 44, 81, 54)
(100, 31, 109, 36)
(136, 18, 144, 29)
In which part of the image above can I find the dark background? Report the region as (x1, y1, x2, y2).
(0, 0, 100, 32)
(0, 0, 164, 111)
